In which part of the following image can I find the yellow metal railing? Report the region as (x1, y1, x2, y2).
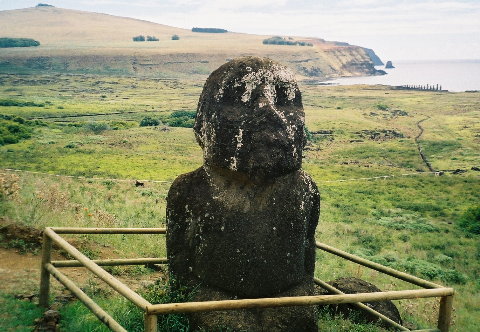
(39, 227, 454, 332)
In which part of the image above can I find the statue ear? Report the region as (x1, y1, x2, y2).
(193, 109, 205, 149)
(195, 131, 205, 149)
(302, 129, 307, 149)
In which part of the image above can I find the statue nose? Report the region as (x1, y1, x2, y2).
(252, 96, 291, 130)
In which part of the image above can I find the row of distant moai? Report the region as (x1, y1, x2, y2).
(166, 56, 320, 331)
(397, 84, 445, 91)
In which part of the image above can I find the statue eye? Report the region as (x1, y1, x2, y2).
(275, 85, 294, 106)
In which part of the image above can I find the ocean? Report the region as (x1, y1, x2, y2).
(324, 60, 480, 92)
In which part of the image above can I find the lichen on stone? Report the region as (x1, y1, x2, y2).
(168, 58, 320, 330)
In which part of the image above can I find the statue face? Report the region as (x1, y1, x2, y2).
(194, 57, 306, 179)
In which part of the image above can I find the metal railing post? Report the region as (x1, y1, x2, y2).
(437, 295, 454, 332)
(39, 230, 52, 307)
(144, 313, 158, 332)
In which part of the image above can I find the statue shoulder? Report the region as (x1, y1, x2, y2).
(167, 167, 209, 202)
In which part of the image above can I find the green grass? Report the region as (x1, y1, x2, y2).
(0, 293, 43, 331)
(0, 74, 479, 331)
(317, 307, 387, 332)
(59, 279, 193, 332)
(59, 296, 389, 332)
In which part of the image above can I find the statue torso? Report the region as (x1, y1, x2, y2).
(167, 166, 319, 297)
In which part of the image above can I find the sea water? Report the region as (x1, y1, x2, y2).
(325, 60, 480, 92)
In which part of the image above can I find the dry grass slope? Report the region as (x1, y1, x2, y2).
(0, 6, 381, 79)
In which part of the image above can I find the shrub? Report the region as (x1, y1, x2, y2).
(0, 38, 40, 48)
(161, 110, 196, 128)
(166, 117, 194, 128)
(83, 122, 110, 134)
(171, 34, 180, 40)
(170, 110, 196, 119)
(372, 213, 439, 233)
(353, 231, 383, 254)
(192, 27, 227, 33)
(132, 35, 145, 42)
(141, 279, 192, 331)
(139, 117, 160, 127)
(262, 36, 313, 46)
(109, 121, 135, 130)
(146, 36, 159, 41)
(375, 103, 389, 111)
(304, 126, 313, 143)
(357, 253, 467, 284)
(0, 118, 33, 145)
(0, 99, 44, 107)
(458, 206, 480, 235)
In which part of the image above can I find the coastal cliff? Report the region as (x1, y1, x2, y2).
(0, 6, 384, 79)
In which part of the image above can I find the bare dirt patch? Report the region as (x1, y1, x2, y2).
(0, 220, 166, 299)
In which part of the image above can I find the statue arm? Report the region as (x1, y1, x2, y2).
(166, 178, 193, 285)
(305, 181, 320, 276)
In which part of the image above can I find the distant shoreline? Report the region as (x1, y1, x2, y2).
(319, 60, 480, 92)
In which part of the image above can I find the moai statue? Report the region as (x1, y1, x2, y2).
(166, 56, 320, 331)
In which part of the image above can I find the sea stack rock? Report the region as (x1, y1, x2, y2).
(385, 61, 395, 69)
(166, 56, 320, 331)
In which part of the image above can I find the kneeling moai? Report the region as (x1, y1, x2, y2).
(166, 56, 320, 331)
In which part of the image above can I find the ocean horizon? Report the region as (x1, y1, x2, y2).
(324, 59, 480, 92)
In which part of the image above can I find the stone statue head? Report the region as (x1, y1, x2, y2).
(194, 56, 306, 179)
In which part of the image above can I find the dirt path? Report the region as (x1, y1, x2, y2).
(414, 116, 436, 172)
(0, 245, 166, 296)
(0, 221, 167, 301)
(29, 109, 159, 121)
(0, 248, 42, 295)
(0, 247, 101, 297)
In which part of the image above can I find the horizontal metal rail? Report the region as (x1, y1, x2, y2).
(39, 228, 453, 332)
(316, 242, 442, 289)
(52, 257, 168, 268)
(314, 277, 409, 331)
(146, 288, 454, 315)
(50, 227, 166, 234)
(46, 263, 127, 332)
(44, 227, 151, 309)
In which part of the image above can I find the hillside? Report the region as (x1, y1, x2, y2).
(0, 72, 479, 330)
(0, 6, 384, 79)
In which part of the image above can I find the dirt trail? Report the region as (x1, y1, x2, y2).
(415, 116, 436, 172)
(0, 221, 166, 299)
(0, 244, 109, 296)
(29, 109, 158, 121)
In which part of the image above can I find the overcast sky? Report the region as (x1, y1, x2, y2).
(1, 0, 479, 61)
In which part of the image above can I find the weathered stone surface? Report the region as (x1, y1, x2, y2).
(166, 56, 320, 331)
(189, 280, 317, 332)
(193, 56, 305, 180)
(316, 277, 403, 329)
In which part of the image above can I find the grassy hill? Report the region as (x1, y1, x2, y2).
(0, 6, 383, 79)
(0, 72, 478, 330)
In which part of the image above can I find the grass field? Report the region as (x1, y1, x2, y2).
(0, 72, 479, 331)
